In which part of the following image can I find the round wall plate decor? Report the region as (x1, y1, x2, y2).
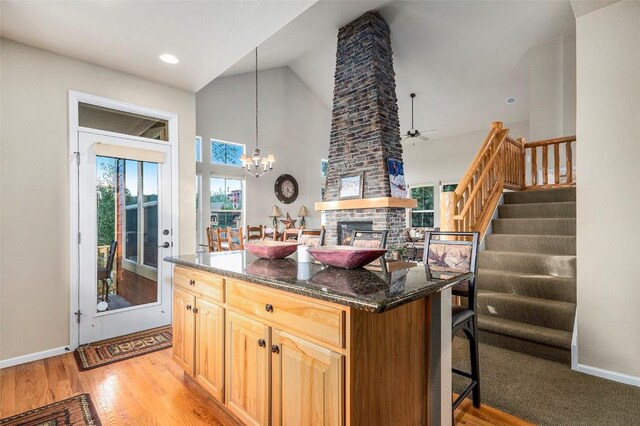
(274, 174, 299, 204)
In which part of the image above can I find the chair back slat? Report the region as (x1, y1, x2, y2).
(350, 230, 388, 249)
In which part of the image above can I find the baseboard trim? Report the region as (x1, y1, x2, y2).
(575, 363, 640, 387)
(0, 346, 70, 369)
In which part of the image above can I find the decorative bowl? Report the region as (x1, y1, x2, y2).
(245, 241, 298, 260)
(307, 246, 387, 269)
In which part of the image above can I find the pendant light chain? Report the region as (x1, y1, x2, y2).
(255, 47, 259, 149)
(240, 46, 274, 177)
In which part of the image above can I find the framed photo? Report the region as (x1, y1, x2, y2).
(339, 173, 364, 200)
(388, 157, 407, 198)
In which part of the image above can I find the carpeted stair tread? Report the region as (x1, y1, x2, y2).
(485, 234, 576, 255)
(504, 187, 575, 204)
(478, 251, 576, 277)
(498, 201, 576, 218)
(492, 218, 576, 235)
(478, 314, 572, 350)
(477, 291, 576, 331)
(477, 268, 576, 303)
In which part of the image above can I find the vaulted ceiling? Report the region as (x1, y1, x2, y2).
(223, 0, 576, 140)
(1, 0, 576, 139)
(0, 0, 316, 92)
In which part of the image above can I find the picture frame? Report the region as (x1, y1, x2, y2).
(339, 172, 364, 200)
(388, 157, 407, 198)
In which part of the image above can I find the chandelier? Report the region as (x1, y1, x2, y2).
(240, 47, 275, 177)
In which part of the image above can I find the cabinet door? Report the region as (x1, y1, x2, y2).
(225, 311, 270, 426)
(272, 330, 344, 426)
(196, 298, 225, 402)
(173, 287, 196, 376)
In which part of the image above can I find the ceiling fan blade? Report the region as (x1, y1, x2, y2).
(420, 129, 439, 134)
(416, 134, 431, 142)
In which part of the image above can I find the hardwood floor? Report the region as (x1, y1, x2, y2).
(1, 348, 530, 425)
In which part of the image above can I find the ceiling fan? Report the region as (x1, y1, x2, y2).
(401, 93, 438, 145)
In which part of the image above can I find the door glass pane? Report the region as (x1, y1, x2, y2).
(142, 162, 159, 268)
(96, 155, 159, 312)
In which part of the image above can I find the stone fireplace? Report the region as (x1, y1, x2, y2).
(315, 11, 416, 247)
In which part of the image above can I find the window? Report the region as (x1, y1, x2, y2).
(442, 183, 458, 193)
(321, 159, 328, 199)
(210, 139, 245, 166)
(79, 103, 168, 141)
(210, 177, 243, 229)
(410, 185, 434, 227)
(195, 136, 202, 162)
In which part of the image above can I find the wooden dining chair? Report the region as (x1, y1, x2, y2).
(227, 227, 244, 250)
(216, 227, 230, 251)
(206, 227, 222, 252)
(299, 229, 326, 247)
(424, 230, 480, 411)
(246, 225, 264, 242)
(281, 228, 300, 242)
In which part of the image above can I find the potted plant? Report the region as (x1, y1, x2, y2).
(389, 245, 405, 261)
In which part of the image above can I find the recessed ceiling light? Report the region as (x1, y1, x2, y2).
(506, 97, 516, 104)
(159, 54, 179, 64)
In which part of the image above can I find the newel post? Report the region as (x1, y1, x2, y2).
(440, 192, 457, 232)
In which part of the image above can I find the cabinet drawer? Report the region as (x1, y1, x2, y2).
(227, 279, 345, 348)
(174, 266, 224, 303)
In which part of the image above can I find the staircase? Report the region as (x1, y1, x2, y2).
(477, 187, 576, 364)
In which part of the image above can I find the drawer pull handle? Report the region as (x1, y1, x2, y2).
(189, 279, 196, 286)
(193, 307, 199, 314)
(265, 304, 273, 313)
(258, 339, 266, 348)
(271, 345, 280, 354)
(186, 304, 192, 310)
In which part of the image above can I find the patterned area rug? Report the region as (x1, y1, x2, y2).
(0, 393, 101, 425)
(74, 326, 172, 371)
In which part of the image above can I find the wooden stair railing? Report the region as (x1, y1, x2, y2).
(440, 121, 576, 238)
(525, 135, 576, 190)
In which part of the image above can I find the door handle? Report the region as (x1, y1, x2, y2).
(159, 242, 170, 248)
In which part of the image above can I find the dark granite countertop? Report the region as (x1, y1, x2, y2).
(164, 251, 471, 313)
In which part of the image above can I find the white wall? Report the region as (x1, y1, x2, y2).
(196, 66, 330, 242)
(0, 39, 196, 361)
(403, 121, 530, 227)
(575, 0, 640, 381)
(528, 34, 577, 141)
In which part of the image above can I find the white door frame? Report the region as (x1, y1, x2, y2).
(68, 90, 180, 350)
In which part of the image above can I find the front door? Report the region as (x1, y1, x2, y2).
(78, 131, 173, 344)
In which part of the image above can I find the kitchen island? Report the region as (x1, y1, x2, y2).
(164, 251, 469, 425)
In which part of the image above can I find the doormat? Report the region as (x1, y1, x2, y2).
(0, 393, 102, 425)
(74, 325, 172, 371)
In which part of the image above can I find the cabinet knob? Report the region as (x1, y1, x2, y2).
(189, 279, 196, 286)
(258, 339, 266, 348)
(193, 307, 199, 314)
(186, 304, 192, 310)
(265, 304, 273, 313)
(271, 345, 280, 354)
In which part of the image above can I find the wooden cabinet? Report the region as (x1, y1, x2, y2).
(225, 311, 270, 426)
(172, 268, 225, 403)
(172, 287, 195, 376)
(272, 330, 344, 426)
(196, 298, 225, 401)
(172, 265, 432, 426)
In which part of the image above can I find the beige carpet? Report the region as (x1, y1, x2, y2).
(453, 337, 640, 425)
